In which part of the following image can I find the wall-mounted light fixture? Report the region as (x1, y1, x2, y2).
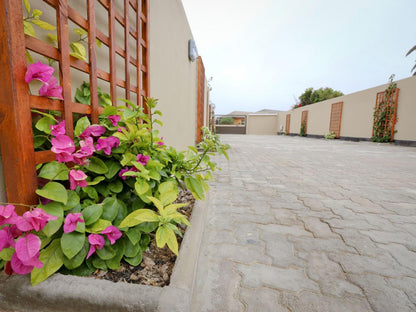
(188, 39, 197, 61)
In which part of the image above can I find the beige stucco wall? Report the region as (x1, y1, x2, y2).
(247, 115, 279, 135)
(278, 76, 416, 141)
(149, 0, 198, 150)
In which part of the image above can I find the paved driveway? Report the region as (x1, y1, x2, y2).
(191, 135, 416, 312)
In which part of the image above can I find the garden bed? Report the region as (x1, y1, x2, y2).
(0, 193, 209, 312)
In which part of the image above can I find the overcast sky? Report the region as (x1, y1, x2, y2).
(181, 0, 416, 115)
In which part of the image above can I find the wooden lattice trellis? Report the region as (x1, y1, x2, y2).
(196, 56, 205, 143)
(0, 0, 149, 213)
(301, 110, 308, 135)
(372, 88, 399, 142)
(329, 102, 343, 138)
(285, 114, 290, 135)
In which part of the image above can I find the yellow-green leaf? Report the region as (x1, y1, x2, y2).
(47, 33, 58, 45)
(23, 21, 36, 37)
(164, 203, 188, 216)
(70, 52, 87, 62)
(32, 9, 42, 18)
(134, 179, 149, 195)
(70, 42, 86, 58)
(96, 38, 102, 48)
(31, 239, 64, 286)
(86, 219, 112, 233)
(156, 225, 178, 255)
(23, 0, 30, 14)
(119, 209, 159, 228)
(31, 19, 56, 30)
(73, 28, 88, 36)
(147, 196, 164, 215)
(25, 50, 34, 63)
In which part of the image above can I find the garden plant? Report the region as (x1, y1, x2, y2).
(0, 50, 229, 286)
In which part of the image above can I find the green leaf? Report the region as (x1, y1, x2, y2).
(47, 33, 58, 45)
(0, 247, 14, 261)
(70, 42, 87, 59)
(32, 9, 42, 18)
(139, 233, 151, 250)
(102, 106, 118, 116)
(31, 19, 56, 30)
(61, 232, 85, 259)
(87, 219, 111, 233)
(25, 50, 34, 64)
(134, 179, 149, 195)
(119, 209, 159, 228)
(82, 204, 103, 225)
(64, 191, 80, 211)
(147, 196, 164, 215)
(92, 257, 107, 270)
(82, 186, 98, 200)
(63, 239, 89, 270)
(124, 239, 140, 258)
(104, 160, 122, 179)
(36, 182, 68, 204)
(74, 116, 90, 137)
(38, 161, 69, 181)
(23, 0, 30, 14)
(95, 38, 102, 48)
(164, 203, 188, 216)
(31, 239, 64, 286)
(124, 250, 142, 266)
(185, 176, 205, 200)
(23, 21, 36, 37)
(101, 197, 119, 222)
(35, 116, 57, 135)
(136, 222, 158, 234)
(96, 245, 116, 260)
(126, 226, 142, 245)
(86, 156, 108, 174)
(105, 239, 125, 270)
(87, 176, 105, 186)
(109, 180, 123, 193)
(156, 225, 178, 255)
(40, 202, 64, 237)
(73, 28, 88, 36)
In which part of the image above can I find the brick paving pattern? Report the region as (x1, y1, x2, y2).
(191, 135, 416, 312)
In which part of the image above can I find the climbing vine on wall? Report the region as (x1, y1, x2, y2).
(371, 75, 399, 143)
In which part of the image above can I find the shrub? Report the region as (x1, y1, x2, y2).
(219, 117, 235, 125)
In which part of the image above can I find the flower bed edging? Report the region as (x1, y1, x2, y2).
(0, 195, 210, 312)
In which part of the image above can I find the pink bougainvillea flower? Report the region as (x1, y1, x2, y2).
(39, 76, 64, 100)
(72, 137, 95, 165)
(68, 170, 88, 190)
(108, 115, 121, 127)
(9, 224, 23, 239)
(101, 226, 122, 245)
(50, 120, 66, 136)
(136, 154, 150, 166)
(79, 125, 106, 139)
(51, 134, 75, 163)
(25, 61, 54, 84)
(96, 137, 120, 155)
(10, 234, 43, 275)
(16, 208, 58, 232)
(0, 226, 15, 251)
(156, 141, 165, 146)
(86, 234, 105, 259)
(0, 204, 18, 226)
(63, 213, 84, 234)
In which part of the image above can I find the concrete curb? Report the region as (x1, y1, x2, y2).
(0, 195, 210, 312)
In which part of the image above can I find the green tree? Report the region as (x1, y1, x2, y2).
(406, 44, 416, 76)
(298, 87, 343, 107)
(219, 117, 235, 125)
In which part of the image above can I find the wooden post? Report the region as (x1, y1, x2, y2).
(0, 0, 38, 213)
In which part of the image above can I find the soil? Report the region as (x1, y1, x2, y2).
(91, 189, 195, 287)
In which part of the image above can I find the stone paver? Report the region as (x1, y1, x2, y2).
(191, 135, 416, 312)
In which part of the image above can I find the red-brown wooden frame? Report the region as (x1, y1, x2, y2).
(372, 88, 399, 141)
(329, 102, 343, 138)
(196, 56, 205, 143)
(301, 110, 308, 134)
(0, 0, 149, 213)
(285, 114, 291, 135)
